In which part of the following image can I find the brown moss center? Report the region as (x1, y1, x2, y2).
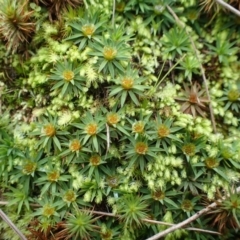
(152, 190, 165, 200)
(90, 154, 101, 166)
(22, 161, 37, 175)
(181, 199, 193, 212)
(182, 143, 196, 156)
(205, 157, 219, 169)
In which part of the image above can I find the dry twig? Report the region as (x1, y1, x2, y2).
(166, 5, 217, 133)
(215, 0, 240, 16)
(0, 209, 27, 240)
(146, 186, 240, 239)
(0, 201, 221, 236)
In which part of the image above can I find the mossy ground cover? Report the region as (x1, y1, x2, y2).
(0, 0, 240, 239)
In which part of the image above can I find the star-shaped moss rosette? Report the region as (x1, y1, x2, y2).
(175, 81, 209, 117)
(149, 115, 182, 153)
(32, 196, 62, 224)
(196, 152, 230, 182)
(59, 135, 91, 165)
(74, 153, 107, 183)
(49, 61, 86, 97)
(88, 36, 131, 77)
(65, 9, 107, 50)
(125, 112, 152, 139)
(161, 26, 190, 59)
(11, 149, 44, 194)
(124, 136, 162, 173)
(105, 110, 130, 137)
(71, 111, 106, 153)
(206, 36, 238, 65)
(30, 114, 69, 153)
(219, 87, 240, 113)
(115, 194, 149, 227)
(178, 132, 206, 161)
(65, 211, 99, 239)
(176, 195, 202, 219)
(34, 161, 72, 196)
(145, 187, 181, 213)
(108, 66, 149, 107)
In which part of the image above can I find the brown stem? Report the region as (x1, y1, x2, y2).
(0, 202, 220, 236)
(215, 0, 240, 16)
(0, 209, 27, 240)
(166, 5, 217, 133)
(146, 186, 240, 239)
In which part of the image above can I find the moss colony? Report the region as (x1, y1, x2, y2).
(0, 0, 240, 239)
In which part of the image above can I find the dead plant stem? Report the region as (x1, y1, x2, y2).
(166, 5, 217, 133)
(146, 186, 240, 239)
(0, 201, 220, 236)
(215, 0, 240, 16)
(0, 209, 27, 240)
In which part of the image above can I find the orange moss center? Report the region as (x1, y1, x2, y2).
(103, 46, 117, 60)
(135, 142, 148, 155)
(157, 124, 170, 138)
(121, 77, 134, 90)
(62, 70, 74, 82)
(43, 124, 56, 137)
(132, 121, 144, 133)
(69, 139, 81, 152)
(107, 113, 119, 125)
(86, 123, 98, 135)
(82, 24, 95, 37)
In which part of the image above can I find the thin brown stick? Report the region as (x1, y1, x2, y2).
(90, 210, 221, 235)
(0, 201, 220, 236)
(215, 0, 240, 16)
(0, 209, 27, 240)
(91, 210, 218, 235)
(166, 5, 217, 133)
(146, 186, 240, 240)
